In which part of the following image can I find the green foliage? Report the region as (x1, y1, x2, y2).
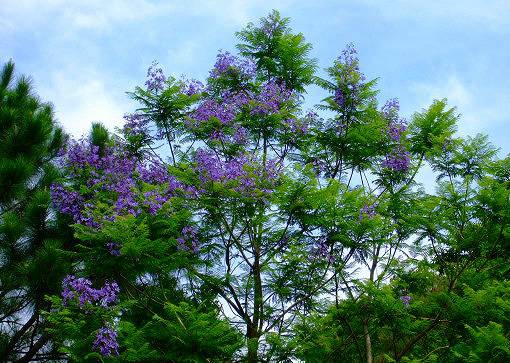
(236, 10, 317, 92)
(3, 10, 509, 363)
(0, 61, 69, 361)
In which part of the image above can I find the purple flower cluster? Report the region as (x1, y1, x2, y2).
(50, 183, 83, 220)
(66, 140, 101, 170)
(359, 203, 377, 221)
(380, 99, 410, 172)
(137, 159, 179, 186)
(180, 78, 204, 96)
(62, 275, 119, 308)
(382, 147, 411, 172)
(194, 149, 279, 196)
(93, 326, 119, 356)
(209, 51, 256, 80)
(233, 126, 248, 144)
(106, 241, 121, 256)
(62, 275, 121, 356)
(251, 81, 293, 116)
(333, 44, 366, 110)
(284, 118, 308, 134)
(400, 294, 412, 306)
(123, 112, 151, 139)
(193, 98, 237, 125)
(176, 225, 200, 253)
(143, 189, 168, 215)
(53, 139, 186, 225)
(382, 99, 407, 141)
(381, 98, 399, 121)
(334, 87, 345, 107)
(311, 239, 335, 263)
(387, 122, 407, 142)
(339, 43, 359, 69)
(145, 61, 166, 91)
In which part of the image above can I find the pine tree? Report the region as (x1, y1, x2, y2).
(0, 61, 69, 361)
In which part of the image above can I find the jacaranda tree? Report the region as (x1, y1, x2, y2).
(34, 10, 509, 362)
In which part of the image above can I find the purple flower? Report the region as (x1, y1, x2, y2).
(107, 241, 121, 256)
(334, 88, 345, 107)
(210, 51, 256, 80)
(93, 326, 119, 356)
(180, 78, 204, 96)
(143, 189, 168, 215)
(339, 43, 360, 70)
(233, 126, 248, 144)
(193, 98, 237, 125)
(311, 239, 335, 263)
(262, 11, 283, 36)
(400, 295, 412, 306)
(62, 275, 119, 308)
(251, 81, 293, 116)
(145, 61, 166, 91)
(137, 159, 173, 185)
(332, 44, 366, 111)
(387, 120, 407, 142)
(177, 225, 200, 253)
(194, 149, 279, 197)
(359, 203, 377, 221)
(50, 184, 84, 222)
(66, 140, 101, 170)
(382, 147, 411, 172)
(382, 98, 400, 121)
(123, 112, 151, 138)
(284, 118, 309, 134)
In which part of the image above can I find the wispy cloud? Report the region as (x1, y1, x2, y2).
(39, 69, 129, 137)
(358, 0, 510, 31)
(410, 74, 509, 155)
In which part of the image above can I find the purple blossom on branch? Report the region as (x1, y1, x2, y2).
(93, 326, 119, 356)
(233, 126, 248, 144)
(284, 118, 309, 134)
(61, 275, 119, 308)
(382, 147, 411, 172)
(194, 149, 280, 196)
(193, 98, 237, 125)
(251, 81, 293, 116)
(177, 225, 200, 253)
(382, 98, 400, 121)
(107, 241, 121, 256)
(400, 295, 412, 306)
(334, 87, 345, 107)
(210, 51, 256, 80)
(339, 43, 359, 69)
(180, 78, 204, 96)
(311, 239, 335, 263)
(145, 61, 166, 91)
(261, 11, 283, 36)
(123, 113, 151, 138)
(359, 203, 377, 221)
(50, 184, 83, 220)
(387, 121, 407, 142)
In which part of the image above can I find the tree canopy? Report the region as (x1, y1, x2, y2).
(1, 10, 509, 363)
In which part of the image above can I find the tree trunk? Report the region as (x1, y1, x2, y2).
(246, 324, 259, 363)
(364, 319, 373, 363)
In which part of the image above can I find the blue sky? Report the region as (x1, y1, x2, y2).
(2, 0, 509, 159)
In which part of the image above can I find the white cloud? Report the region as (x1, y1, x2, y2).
(39, 69, 128, 137)
(0, 0, 293, 138)
(411, 75, 494, 136)
(1, 0, 290, 33)
(359, 0, 510, 32)
(0, 0, 165, 33)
